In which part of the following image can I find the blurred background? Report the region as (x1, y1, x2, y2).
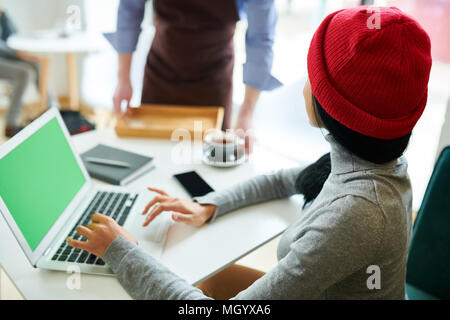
(0, 0, 449, 299)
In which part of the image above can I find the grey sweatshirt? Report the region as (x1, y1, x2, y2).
(103, 135, 412, 299)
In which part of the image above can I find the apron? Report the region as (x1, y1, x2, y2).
(141, 0, 239, 129)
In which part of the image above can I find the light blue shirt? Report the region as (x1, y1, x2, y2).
(105, 0, 281, 91)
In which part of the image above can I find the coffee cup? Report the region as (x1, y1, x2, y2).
(203, 131, 245, 164)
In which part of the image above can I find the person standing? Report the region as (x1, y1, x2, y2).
(0, 8, 44, 137)
(106, 0, 281, 132)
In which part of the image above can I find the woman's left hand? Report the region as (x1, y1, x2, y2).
(67, 213, 137, 258)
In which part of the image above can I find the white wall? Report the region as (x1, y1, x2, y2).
(1, 0, 86, 32)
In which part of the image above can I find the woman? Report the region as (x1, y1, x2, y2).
(68, 6, 432, 299)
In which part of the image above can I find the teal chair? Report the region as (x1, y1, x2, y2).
(406, 146, 450, 300)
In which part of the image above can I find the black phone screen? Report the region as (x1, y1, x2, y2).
(173, 171, 214, 198)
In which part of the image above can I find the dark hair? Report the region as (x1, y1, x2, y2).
(295, 152, 331, 208)
(295, 95, 411, 207)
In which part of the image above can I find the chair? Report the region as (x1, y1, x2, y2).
(406, 146, 450, 300)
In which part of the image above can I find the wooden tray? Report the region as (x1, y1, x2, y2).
(115, 104, 224, 139)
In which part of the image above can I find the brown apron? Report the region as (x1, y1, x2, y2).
(141, 0, 239, 129)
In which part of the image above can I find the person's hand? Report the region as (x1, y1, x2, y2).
(234, 105, 253, 133)
(67, 213, 137, 258)
(142, 187, 216, 227)
(234, 106, 255, 154)
(113, 79, 133, 115)
(234, 86, 259, 154)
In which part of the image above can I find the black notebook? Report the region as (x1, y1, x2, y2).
(81, 144, 154, 185)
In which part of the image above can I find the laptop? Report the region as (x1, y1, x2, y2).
(0, 108, 172, 275)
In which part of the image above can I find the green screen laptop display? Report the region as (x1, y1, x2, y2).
(0, 118, 86, 251)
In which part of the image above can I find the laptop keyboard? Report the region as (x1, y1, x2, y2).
(50, 191, 138, 266)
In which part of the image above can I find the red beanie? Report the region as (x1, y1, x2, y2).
(307, 6, 432, 139)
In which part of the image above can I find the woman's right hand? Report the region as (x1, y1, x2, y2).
(113, 79, 132, 115)
(142, 187, 217, 227)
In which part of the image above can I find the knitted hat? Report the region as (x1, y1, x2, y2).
(307, 6, 432, 139)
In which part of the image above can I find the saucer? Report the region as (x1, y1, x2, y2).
(202, 153, 247, 167)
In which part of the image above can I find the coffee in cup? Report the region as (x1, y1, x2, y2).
(203, 131, 245, 164)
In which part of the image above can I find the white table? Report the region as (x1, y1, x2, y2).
(0, 129, 303, 299)
(7, 31, 109, 110)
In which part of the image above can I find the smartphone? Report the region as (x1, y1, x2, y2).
(173, 171, 214, 198)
